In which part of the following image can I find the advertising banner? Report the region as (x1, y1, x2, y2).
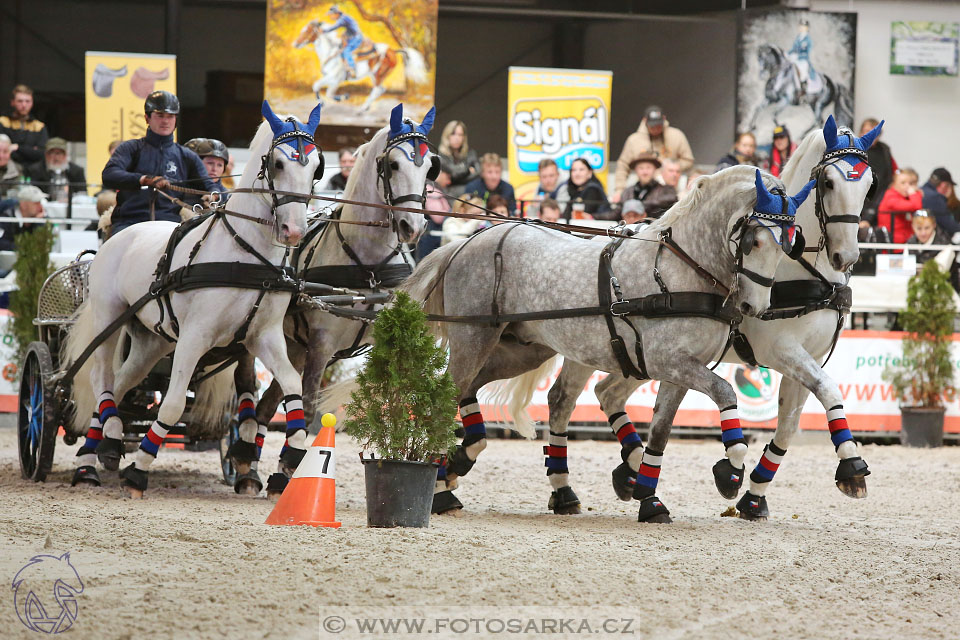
(507, 67, 612, 206)
(85, 52, 177, 193)
(891, 21, 959, 76)
(478, 330, 960, 434)
(265, 0, 438, 127)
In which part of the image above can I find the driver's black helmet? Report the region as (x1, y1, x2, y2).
(144, 90, 180, 116)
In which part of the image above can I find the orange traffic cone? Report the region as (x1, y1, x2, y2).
(265, 414, 341, 528)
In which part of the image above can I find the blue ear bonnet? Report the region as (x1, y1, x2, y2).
(822, 114, 884, 182)
(751, 170, 815, 251)
(385, 103, 437, 166)
(261, 100, 322, 162)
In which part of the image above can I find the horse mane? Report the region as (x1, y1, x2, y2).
(780, 127, 825, 188)
(653, 165, 770, 230)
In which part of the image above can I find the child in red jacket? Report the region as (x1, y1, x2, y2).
(878, 168, 922, 243)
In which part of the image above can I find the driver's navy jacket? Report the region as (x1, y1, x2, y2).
(102, 129, 215, 226)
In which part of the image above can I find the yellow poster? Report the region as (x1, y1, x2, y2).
(85, 51, 177, 193)
(507, 67, 613, 204)
(264, 0, 437, 127)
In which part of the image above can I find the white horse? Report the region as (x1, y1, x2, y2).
(293, 20, 428, 113)
(409, 167, 814, 523)
(65, 100, 323, 497)
(509, 116, 879, 521)
(226, 103, 437, 496)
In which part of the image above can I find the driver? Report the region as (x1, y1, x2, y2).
(102, 90, 216, 237)
(322, 5, 364, 79)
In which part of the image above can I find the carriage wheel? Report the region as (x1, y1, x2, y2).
(17, 342, 58, 482)
(219, 421, 239, 486)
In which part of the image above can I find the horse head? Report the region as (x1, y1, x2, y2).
(293, 20, 322, 48)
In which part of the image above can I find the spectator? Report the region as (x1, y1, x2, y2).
(102, 90, 215, 236)
(0, 134, 22, 196)
(108, 139, 122, 156)
(621, 199, 647, 225)
(462, 153, 516, 214)
(538, 197, 561, 224)
(416, 182, 451, 260)
(486, 194, 510, 218)
(561, 157, 611, 222)
(906, 210, 954, 271)
(0, 84, 48, 166)
(659, 158, 682, 189)
(193, 138, 230, 197)
(860, 117, 896, 211)
(769, 125, 795, 178)
(0, 185, 47, 251)
(613, 105, 694, 200)
(716, 132, 759, 172)
(442, 195, 484, 244)
(921, 168, 960, 239)
(619, 152, 677, 219)
(324, 147, 356, 191)
(438, 120, 480, 197)
(878, 168, 922, 243)
(25, 137, 86, 203)
(523, 157, 561, 217)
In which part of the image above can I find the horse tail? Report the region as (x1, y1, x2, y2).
(397, 48, 428, 86)
(190, 365, 237, 440)
(62, 300, 98, 435)
(316, 377, 358, 427)
(402, 239, 462, 345)
(485, 356, 559, 439)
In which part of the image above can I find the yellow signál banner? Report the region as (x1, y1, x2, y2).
(85, 51, 177, 193)
(508, 67, 613, 208)
(265, 0, 438, 127)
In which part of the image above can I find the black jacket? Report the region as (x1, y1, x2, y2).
(102, 130, 215, 227)
(620, 180, 678, 219)
(921, 182, 960, 236)
(0, 113, 48, 165)
(325, 172, 348, 191)
(24, 161, 86, 200)
(440, 149, 480, 186)
(866, 141, 894, 210)
(562, 176, 612, 221)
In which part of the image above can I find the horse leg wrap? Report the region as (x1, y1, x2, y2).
(120, 463, 148, 492)
(736, 491, 769, 520)
(237, 392, 257, 432)
(637, 496, 671, 523)
(719, 406, 747, 450)
(609, 412, 644, 468)
(544, 430, 569, 489)
(228, 439, 258, 465)
(134, 420, 170, 471)
(96, 393, 124, 470)
(250, 424, 267, 472)
(266, 473, 289, 494)
(632, 447, 663, 501)
(827, 406, 856, 454)
(432, 460, 463, 514)
(448, 397, 486, 477)
(280, 395, 307, 473)
(547, 485, 581, 514)
(71, 465, 101, 487)
(835, 456, 870, 482)
(749, 441, 787, 487)
(76, 414, 102, 468)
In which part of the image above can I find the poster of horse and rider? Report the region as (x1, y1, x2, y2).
(737, 9, 857, 154)
(264, 0, 437, 127)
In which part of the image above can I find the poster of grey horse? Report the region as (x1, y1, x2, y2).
(737, 9, 856, 153)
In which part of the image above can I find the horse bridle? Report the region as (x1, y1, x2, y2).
(375, 129, 441, 211)
(808, 138, 875, 249)
(729, 200, 801, 289)
(256, 118, 324, 239)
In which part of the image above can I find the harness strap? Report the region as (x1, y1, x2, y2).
(659, 230, 730, 296)
(599, 238, 647, 379)
(332, 221, 401, 289)
(491, 224, 524, 323)
(302, 263, 412, 290)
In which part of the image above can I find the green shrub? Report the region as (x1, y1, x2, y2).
(883, 260, 957, 407)
(9, 224, 55, 364)
(343, 290, 458, 461)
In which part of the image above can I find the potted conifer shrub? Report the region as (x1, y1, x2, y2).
(883, 260, 957, 447)
(344, 290, 458, 527)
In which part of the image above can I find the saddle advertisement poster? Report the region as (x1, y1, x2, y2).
(890, 21, 959, 76)
(264, 0, 437, 127)
(476, 331, 960, 435)
(507, 67, 613, 205)
(85, 52, 177, 193)
(736, 10, 856, 156)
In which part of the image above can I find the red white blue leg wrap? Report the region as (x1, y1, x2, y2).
(750, 441, 787, 484)
(827, 406, 854, 449)
(720, 406, 746, 449)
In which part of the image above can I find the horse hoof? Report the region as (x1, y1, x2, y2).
(234, 470, 263, 496)
(432, 490, 463, 514)
(712, 458, 744, 500)
(96, 437, 124, 472)
(548, 486, 581, 514)
(71, 465, 101, 487)
(265, 472, 289, 499)
(836, 476, 867, 499)
(637, 496, 671, 523)
(123, 486, 144, 499)
(611, 462, 637, 501)
(736, 491, 769, 521)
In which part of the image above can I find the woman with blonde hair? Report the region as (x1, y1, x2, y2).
(438, 120, 480, 197)
(441, 195, 485, 243)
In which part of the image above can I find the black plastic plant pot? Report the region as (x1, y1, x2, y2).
(900, 406, 945, 448)
(361, 458, 437, 528)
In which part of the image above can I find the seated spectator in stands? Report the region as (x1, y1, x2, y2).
(0, 134, 21, 197)
(878, 168, 922, 243)
(25, 137, 86, 203)
(0, 85, 48, 166)
(323, 147, 355, 191)
(537, 158, 561, 198)
(0, 185, 46, 251)
(621, 199, 647, 225)
(416, 182, 451, 260)
(769, 125, 795, 178)
(487, 193, 510, 219)
(613, 105, 694, 201)
(442, 196, 485, 244)
(561, 157, 611, 222)
(538, 197, 561, 224)
(860, 117, 896, 211)
(619, 152, 676, 219)
(462, 153, 516, 214)
(438, 120, 480, 197)
(921, 168, 960, 240)
(716, 132, 759, 172)
(659, 158, 681, 189)
(906, 210, 954, 271)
